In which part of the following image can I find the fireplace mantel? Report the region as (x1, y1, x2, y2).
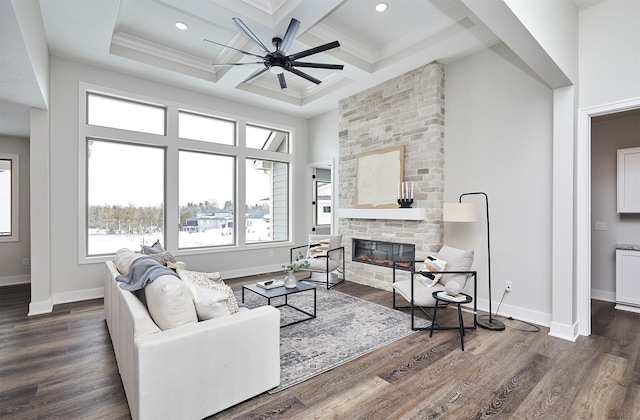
(338, 208, 427, 221)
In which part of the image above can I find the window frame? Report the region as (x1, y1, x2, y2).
(0, 153, 19, 242)
(78, 83, 295, 264)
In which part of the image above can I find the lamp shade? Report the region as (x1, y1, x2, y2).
(443, 202, 478, 222)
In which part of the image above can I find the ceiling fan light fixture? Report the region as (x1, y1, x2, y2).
(375, 3, 388, 12)
(175, 21, 188, 30)
(269, 65, 285, 75)
(205, 17, 342, 89)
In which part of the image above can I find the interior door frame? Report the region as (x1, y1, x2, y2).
(577, 97, 640, 336)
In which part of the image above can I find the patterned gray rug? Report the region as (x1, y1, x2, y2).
(236, 284, 418, 393)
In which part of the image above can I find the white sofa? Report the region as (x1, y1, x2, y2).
(104, 260, 281, 420)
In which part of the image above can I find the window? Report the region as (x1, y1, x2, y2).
(178, 111, 235, 145)
(87, 93, 166, 135)
(0, 154, 18, 241)
(246, 159, 289, 243)
(80, 87, 294, 260)
(179, 151, 234, 248)
(86, 140, 164, 256)
(247, 124, 289, 152)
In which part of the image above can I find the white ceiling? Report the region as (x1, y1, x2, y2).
(0, 0, 603, 138)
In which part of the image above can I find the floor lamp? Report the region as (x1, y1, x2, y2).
(443, 192, 505, 331)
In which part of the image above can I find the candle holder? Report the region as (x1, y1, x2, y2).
(398, 198, 413, 208)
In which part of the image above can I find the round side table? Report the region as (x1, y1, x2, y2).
(430, 291, 473, 351)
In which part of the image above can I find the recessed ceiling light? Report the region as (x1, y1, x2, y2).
(175, 21, 188, 30)
(375, 3, 388, 12)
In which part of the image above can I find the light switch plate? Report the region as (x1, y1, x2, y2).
(595, 221, 607, 231)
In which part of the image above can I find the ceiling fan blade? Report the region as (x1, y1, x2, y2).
(232, 18, 271, 54)
(286, 67, 321, 85)
(288, 41, 340, 61)
(277, 73, 287, 89)
(242, 67, 270, 84)
(290, 61, 344, 70)
(203, 39, 265, 60)
(212, 62, 264, 67)
(279, 18, 300, 53)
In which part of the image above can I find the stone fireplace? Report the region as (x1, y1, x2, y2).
(338, 62, 445, 291)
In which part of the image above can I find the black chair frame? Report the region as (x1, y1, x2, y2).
(392, 260, 477, 331)
(290, 244, 345, 290)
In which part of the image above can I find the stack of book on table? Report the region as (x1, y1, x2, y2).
(256, 279, 284, 289)
(436, 291, 467, 302)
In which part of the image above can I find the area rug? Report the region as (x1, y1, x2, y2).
(236, 284, 418, 393)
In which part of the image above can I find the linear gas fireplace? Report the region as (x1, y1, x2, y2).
(352, 238, 415, 271)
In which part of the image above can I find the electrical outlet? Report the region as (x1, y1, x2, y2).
(22, 258, 29, 266)
(268, 251, 274, 257)
(505, 281, 512, 292)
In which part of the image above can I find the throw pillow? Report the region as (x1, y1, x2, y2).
(176, 269, 238, 320)
(141, 240, 165, 255)
(418, 255, 447, 287)
(144, 275, 198, 330)
(148, 251, 176, 266)
(114, 248, 143, 275)
(307, 238, 331, 258)
(306, 234, 343, 261)
(436, 245, 474, 287)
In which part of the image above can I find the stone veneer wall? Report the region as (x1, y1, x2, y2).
(338, 62, 445, 291)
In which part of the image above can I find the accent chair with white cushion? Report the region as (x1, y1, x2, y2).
(392, 245, 477, 330)
(290, 234, 345, 289)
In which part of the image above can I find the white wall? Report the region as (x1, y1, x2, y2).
(35, 57, 309, 305)
(308, 109, 339, 163)
(444, 44, 554, 324)
(579, 0, 640, 109)
(0, 135, 30, 285)
(591, 112, 640, 300)
(504, 0, 578, 83)
(574, 0, 640, 335)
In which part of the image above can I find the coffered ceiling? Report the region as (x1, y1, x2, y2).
(1, 0, 603, 138)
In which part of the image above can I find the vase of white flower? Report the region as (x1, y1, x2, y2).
(284, 272, 297, 289)
(282, 251, 310, 288)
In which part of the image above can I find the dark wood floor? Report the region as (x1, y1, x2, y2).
(1, 277, 639, 419)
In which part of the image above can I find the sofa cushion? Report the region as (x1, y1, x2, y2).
(144, 275, 198, 330)
(176, 269, 238, 320)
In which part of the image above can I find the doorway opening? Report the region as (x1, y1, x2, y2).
(309, 161, 334, 236)
(577, 98, 640, 336)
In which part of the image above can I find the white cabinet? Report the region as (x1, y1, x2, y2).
(615, 248, 640, 313)
(617, 147, 640, 213)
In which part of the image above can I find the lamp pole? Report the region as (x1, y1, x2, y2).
(459, 192, 505, 331)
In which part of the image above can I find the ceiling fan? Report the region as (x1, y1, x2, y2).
(204, 18, 344, 89)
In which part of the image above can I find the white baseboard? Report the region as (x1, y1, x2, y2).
(548, 320, 579, 342)
(0, 274, 30, 286)
(591, 288, 615, 302)
(222, 264, 283, 280)
(477, 298, 552, 330)
(614, 303, 640, 314)
(53, 287, 104, 305)
(27, 287, 104, 316)
(28, 298, 53, 316)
